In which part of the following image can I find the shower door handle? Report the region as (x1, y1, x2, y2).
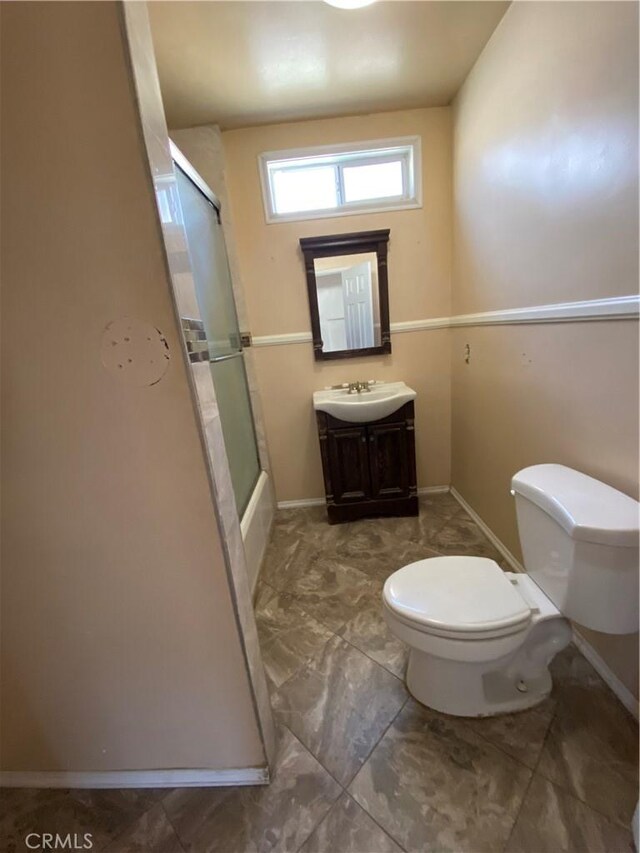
(209, 350, 244, 364)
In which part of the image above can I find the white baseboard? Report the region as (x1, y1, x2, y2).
(277, 485, 450, 510)
(277, 497, 326, 509)
(416, 486, 450, 496)
(0, 766, 269, 789)
(572, 629, 639, 720)
(449, 487, 524, 573)
(450, 486, 639, 720)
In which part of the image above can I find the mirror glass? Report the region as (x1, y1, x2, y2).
(300, 229, 391, 361)
(313, 252, 380, 353)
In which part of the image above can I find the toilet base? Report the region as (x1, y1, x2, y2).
(384, 565, 573, 718)
(404, 612, 573, 717)
(406, 647, 553, 717)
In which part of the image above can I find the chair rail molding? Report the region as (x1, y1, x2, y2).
(252, 294, 639, 347)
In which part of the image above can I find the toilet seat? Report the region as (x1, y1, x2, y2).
(383, 556, 532, 640)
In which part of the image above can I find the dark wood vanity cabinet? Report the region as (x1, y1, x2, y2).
(316, 402, 418, 524)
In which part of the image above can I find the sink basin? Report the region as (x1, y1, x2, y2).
(313, 382, 416, 423)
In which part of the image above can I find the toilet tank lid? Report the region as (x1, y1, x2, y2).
(511, 464, 639, 548)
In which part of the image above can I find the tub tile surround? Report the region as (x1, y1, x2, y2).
(1, 495, 637, 852)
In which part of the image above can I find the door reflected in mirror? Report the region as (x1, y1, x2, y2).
(314, 253, 380, 353)
(300, 230, 391, 361)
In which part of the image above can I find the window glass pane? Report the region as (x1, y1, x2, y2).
(342, 160, 404, 203)
(271, 165, 337, 214)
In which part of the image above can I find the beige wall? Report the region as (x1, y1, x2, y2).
(451, 1, 639, 697)
(222, 108, 452, 500)
(1, 2, 264, 772)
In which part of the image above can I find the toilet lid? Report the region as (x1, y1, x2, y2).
(383, 556, 531, 635)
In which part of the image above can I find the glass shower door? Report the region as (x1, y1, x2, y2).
(174, 164, 260, 517)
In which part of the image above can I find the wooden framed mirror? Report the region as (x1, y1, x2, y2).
(300, 229, 391, 361)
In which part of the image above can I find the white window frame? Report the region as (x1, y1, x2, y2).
(258, 136, 422, 224)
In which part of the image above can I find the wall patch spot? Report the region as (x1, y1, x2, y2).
(101, 318, 170, 386)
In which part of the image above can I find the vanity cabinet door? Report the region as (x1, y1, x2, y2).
(367, 422, 410, 500)
(327, 426, 371, 504)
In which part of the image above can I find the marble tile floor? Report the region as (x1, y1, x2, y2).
(1, 494, 637, 852)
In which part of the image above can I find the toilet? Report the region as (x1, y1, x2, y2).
(382, 464, 639, 717)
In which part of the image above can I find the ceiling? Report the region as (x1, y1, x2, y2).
(149, 1, 509, 130)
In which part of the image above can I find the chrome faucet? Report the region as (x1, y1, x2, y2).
(348, 381, 372, 394)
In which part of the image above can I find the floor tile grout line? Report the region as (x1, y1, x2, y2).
(93, 800, 164, 853)
(529, 694, 560, 775)
(259, 626, 334, 692)
(276, 679, 407, 792)
(500, 766, 536, 853)
(345, 693, 410, 790)
(520, 686, 637, 830)
(427, 510, 461, 541)
(264, 504, 638, 846)
(276, 644, 411, 794)
(253, 579, 278, 608)
(279, 723, 347, 796)
(265, 622, 341, 695)
(264, 502, 496, 800)
(338, 632, 406, 684)
(258, 537, 305, 594)
(292, 794, 343, 853)
(339, 692, 412, 791)
(502, 766, 638, 851)
(257, 587, 342, 641)
(158, 798, 188, 853)
(532, 761, 637, 830)
(348, 693, 525, 853)
(342, 790, 410, 853)
(263, 573, 410, 794)
(466, 711, 552, 774)
(271, 627, 406, 713)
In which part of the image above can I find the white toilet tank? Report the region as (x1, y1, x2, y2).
(512, 464, 639, 635)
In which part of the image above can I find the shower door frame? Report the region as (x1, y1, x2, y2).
(171, 141, 261, 518)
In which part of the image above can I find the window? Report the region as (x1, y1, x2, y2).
(259, 137, 421, 224)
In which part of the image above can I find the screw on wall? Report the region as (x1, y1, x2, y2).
(464, 343, 471, 364)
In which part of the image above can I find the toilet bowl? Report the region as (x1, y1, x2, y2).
(383, 465, 639, 717)
(383, 557, 572, 716)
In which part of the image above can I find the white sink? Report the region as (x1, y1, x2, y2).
(313, 382, 416, 423)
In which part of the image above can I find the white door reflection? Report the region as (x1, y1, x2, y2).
(314, 252, 381, 353)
